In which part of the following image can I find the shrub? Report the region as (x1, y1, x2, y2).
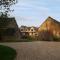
(0, 45, 16, 60)
(52, 35, 60, 41)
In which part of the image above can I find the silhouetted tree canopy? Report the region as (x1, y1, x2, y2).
(0, 0, 17, 17)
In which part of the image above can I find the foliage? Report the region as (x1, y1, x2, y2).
(20, 36, 34, 42)
(26, 36, 34, 41)
(52, 35, 60, 41)
(0, 18, 9, 28)
(0, 45, 16, 60)
(0, 0, 17, 17)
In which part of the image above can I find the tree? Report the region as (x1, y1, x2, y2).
(0, 0, 17, 17)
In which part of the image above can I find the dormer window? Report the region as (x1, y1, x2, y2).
(31, 29, 33, 31)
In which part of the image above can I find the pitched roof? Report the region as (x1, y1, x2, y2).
(39, 16, 60, 27)
(45, 16, 60, 24)
(38, 16, 60, 32)
(0, 17, 17, 28)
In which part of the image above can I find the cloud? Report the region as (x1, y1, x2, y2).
(10, 0, 60, 26)
(12, 0, 49, 17)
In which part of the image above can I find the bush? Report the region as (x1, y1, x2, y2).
(0, 45, 16, 60)
(20, 36, 33, 42)
(52, 35, 60, 41)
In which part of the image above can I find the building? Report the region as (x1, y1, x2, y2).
(38, 16, 60, 38)
(20, 26, 38, 37)
(0, 17, 21, 41)
(29, 26, 38, 37)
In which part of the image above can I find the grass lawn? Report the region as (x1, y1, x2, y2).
(0, 45, 16, 60)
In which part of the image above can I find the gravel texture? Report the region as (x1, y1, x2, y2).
(0, 41, 60, 60)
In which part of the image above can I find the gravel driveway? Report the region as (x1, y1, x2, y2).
(0, 41, 60, 60)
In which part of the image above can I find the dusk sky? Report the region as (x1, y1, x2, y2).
(10, 0, 60, 27)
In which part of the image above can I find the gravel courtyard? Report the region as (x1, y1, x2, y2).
(0, 41, 60, 60)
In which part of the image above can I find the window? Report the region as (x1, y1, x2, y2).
(26, 29, 27, 31)
(35, 34, 38, 36)
(31, 29, 33, 31)
(21, 29, 23, 31)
